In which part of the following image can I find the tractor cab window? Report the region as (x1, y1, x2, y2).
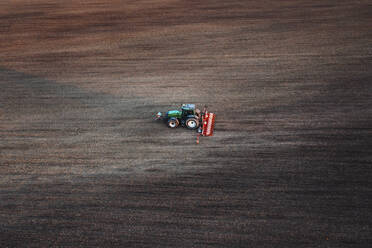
(182, 109, 194, 117)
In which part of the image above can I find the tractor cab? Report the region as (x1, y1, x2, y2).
(181, 104, 195, 118)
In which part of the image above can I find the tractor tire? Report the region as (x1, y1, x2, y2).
(186, 117, 199, 130)
(167, 118, 179, 128)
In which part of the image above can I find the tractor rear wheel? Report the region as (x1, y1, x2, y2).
(167, 118, 179, 128)
(186, 118, 199, 130)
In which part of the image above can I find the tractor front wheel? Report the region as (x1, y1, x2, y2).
(167, 118, 179, 128)
(186, 118, 199, 130)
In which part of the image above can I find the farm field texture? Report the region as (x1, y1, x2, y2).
(0, 0, 371, 247)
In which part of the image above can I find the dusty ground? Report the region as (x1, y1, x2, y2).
(1, 0, 371, 247)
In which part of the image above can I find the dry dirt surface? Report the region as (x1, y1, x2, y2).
(1, 0, 371, 247)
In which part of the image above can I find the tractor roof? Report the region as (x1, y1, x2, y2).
(182, 104, 195, 110)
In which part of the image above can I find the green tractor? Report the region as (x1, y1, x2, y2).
(156, 104, 201, 130)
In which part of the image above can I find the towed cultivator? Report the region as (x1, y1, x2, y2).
(155, 104, 215, 143)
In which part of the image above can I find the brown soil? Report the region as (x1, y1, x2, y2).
(1, 0, 371, 247)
